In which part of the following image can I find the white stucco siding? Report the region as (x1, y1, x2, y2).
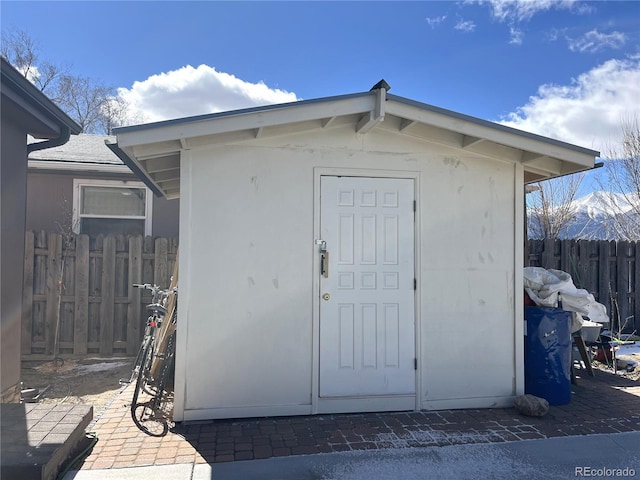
(420, 155, 517, 408)
(182, 147, 315, 415)
(177, 125, 521, 419)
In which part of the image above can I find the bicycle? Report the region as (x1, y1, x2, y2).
(121, 283, 177, 436)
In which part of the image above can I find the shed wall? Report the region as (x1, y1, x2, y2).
(176, 127, 522, 420)
(1, 119, 27, 401)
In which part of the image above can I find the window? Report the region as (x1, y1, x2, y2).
(73, 179, 153, 236)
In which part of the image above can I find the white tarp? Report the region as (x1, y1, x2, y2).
(523, 267, 610, 331)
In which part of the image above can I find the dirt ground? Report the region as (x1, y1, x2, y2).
(20, 357, 135, 415)
(19, 346, 637, 416)
(591, 354, 640, 381)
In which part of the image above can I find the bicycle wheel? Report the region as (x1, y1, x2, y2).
(131, 402, 168, 437)
(131, 339, 167, 436)
(131, 334, 170, 437)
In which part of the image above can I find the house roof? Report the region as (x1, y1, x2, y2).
(1, 57, 81, 140)
(28, 133, 131, 173)
(110, 85, 600, 200)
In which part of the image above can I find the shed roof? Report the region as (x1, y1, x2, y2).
(110, 85, 600, 200)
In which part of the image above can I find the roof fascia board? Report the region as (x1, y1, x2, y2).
(3, 88, 67, 135)
(386, 95, 599, 162)
(1, 58, 82, 137)
(114, 92, 369, 135)
(28, 160, 131, 174)
(115, 93, 375, 148)
(105, 141, 165, 198)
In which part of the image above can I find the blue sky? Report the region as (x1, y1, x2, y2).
(2, 0, 639, 158)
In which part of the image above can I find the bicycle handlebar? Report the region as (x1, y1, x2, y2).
(132, 284, 177, 304)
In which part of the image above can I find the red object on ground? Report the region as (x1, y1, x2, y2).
(595, 345, 614, 362)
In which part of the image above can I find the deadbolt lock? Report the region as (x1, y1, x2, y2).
(322, 293, 330, 301)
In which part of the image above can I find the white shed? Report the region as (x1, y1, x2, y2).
(111, 83, 599, 422)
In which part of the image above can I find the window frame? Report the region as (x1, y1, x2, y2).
(72, 179, 153, 236)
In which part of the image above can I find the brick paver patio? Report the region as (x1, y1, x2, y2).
(77, 368, 639, 470)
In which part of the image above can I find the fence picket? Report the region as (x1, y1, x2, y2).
(22, 232, 35, 355)
(127, 236, 143, 354)
(45, 233, 62, 356)
(100, 236, 116, 355)
(528, 239, 639, 333)
(154, 237, 169, 288)
(22, 232, 635, 357)
(74, 235, 89, 354)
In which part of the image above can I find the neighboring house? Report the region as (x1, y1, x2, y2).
(1, 57, 82, 402)
(27, 133, 179, 238)
(111, 82, 599, 422)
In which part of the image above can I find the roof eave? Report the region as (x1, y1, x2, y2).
(112, 88, 601, 199)
(1, 57, 82, 138)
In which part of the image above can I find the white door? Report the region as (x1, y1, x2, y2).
(319, 176, 415, 398)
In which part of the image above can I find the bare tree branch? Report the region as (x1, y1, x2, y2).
(597, 114, 640, 240)
(527, 173, 585, 239)
(2, 27, 140, 134)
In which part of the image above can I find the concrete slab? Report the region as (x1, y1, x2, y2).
(1, 403, 92, 480)
(63, 464, 194, 480)
(205, 431, 640, 480)
(62, 432, 640, 480)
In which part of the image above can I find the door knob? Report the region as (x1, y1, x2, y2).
(322, 293, 330, 301)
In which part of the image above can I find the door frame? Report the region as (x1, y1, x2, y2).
(311, 167, 422, 414)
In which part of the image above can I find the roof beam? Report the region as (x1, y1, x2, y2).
(521, 151, 547, 164)
(131, 140, 182, 159)
(149, 169, 180, 182)
(141, 155, 180, 174)
(321, 116, 337, 128)
(523, 159, 562, 177)
(156, 179, 180, 191)
(461, 135, 484, 149)
(399, 119, 417, 132)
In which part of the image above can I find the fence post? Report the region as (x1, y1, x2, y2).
(45, 233, 62, 356)
(616, 241, 630, 333)
(127, 236, 143, 354)
(635, 242, 639, 333)
(100, 236, 116, 355)
(74, 235, 89, 355)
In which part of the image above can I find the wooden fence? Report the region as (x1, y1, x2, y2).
(528, 239, 639, 334)
(22, 231, 178, 359)
(21, 232, 638, 357)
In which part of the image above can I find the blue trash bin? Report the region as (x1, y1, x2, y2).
(524, 306, 572, 406)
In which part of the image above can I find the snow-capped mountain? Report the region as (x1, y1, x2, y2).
(528, 190, 640, 240)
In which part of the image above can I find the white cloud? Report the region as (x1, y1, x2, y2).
(567, 29, 626, 53)
(487, 0, 590, 23)
(425, 15, 447, 28)
(117, 64, 298, 123)
(509, 27, 524, 45)
(454, 19, 476, 32)
(499, 57, 640, 154)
